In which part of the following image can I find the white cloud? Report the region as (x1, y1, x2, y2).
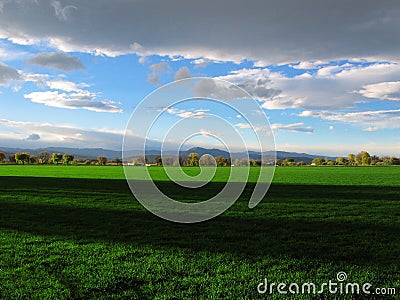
(298, 109, 400, 130)
(23, 90, 122, 113)
(0, 42, 28, 61)
(292, 61, 325, 69)
(28, 52, 85, 72)
(165, 107, 209, 119)
(46, 79, 88, 92)
(357, 81, 400, 101)
(235, 123, 251, 129)
(1, 1, 399, 64)
(261, 62, 400, 110)
(271, 122, 314, 133)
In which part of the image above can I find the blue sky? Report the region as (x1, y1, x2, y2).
(0, 0, 399, 156)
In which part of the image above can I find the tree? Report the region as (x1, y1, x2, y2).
(52, 153, 63, 164)
(326, 160, 336, 166)
(239, 158, 249, 166)
(178, 155, 186, 166)
(163, 157, 174, 166)
(336, 157, 347, 165)
(63, 154, 74, 165)
(348, 154, 356, 166)
(233, 158, 239, 167)
(97, 156, 108, 166)
(312, 157, 325, 166)
(250, 159, 261, 166)
(37, 151, 51, 164)
(15, 152, 30, 165)
(282, 158, 294, 166)
(215, 156, 228, 167)
(154, 155, 163, 166)
(360, 151, 371, 165)
(8, 155, 16, 163)
(370, 155, 380, 165)
(133, 155, 148, 166)
(29, 155, 37, 164)
(199, 154, 216, 166)
(0, 152, 6, 163)
(187, 152, 199, 166)
(390, 157, 400, 165)
(355, 152, 363, 165)
(113, 157, 122, 165)
(275, 159, 281, 166)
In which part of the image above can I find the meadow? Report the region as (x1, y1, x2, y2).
(0, 165, 399, 299)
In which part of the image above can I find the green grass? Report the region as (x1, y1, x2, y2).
(0, 165, 399, 299)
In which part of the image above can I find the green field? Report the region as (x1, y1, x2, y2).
(0, 166, 399, 299)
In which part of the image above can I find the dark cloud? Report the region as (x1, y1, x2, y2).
(28, 52, 85, 72)
(0, 1, 399, 64)
(0, 62, 20, 85)
(26, 133, 40, 141)
(174, 66, 191, 81)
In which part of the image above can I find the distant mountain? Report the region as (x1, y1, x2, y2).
(182, 148, 337, 163)
(181, 147, 230, 158)
(0, 146, 337, 163)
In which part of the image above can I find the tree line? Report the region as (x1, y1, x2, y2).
(131, 153, 234, 167)
(1, 150, 399, 167)
(277, 151, 400, 166)
(0, 151, 121, 166)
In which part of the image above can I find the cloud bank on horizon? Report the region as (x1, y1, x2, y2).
(0, 0, 399, 156)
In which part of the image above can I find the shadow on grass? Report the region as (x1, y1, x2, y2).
(0, 176, 399, 267)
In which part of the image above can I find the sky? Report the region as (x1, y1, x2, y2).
(0, 0, 399, 156)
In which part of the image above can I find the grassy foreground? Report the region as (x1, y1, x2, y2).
(0, 166, 399, 299)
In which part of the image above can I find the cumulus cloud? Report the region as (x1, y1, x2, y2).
(298, 109, 400, 130)
(255, 62, 400, 110)
(0, 62, 20, 86)
(357, 81, 400, 101)
(23, 90, 121, 113)
(174, 66, 191, 81)
(1, 1, 399, 64)
(190, 69, 281, 102)
(28, 52, 85, 72)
